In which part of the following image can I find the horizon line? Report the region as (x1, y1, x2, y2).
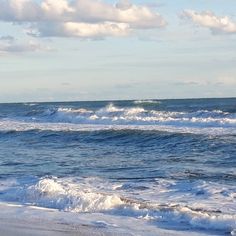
(0, 96, 235, 105)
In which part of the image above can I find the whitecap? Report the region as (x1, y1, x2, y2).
(0, 176, 236, 233)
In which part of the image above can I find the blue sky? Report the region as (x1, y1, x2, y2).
(0, 0, 236, 102)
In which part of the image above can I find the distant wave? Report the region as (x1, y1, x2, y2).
(23, 103, 38, 106)
(0, 103, 235, 136)
(0, 119, 235, 135)
(25, 104, 236, 128)
(134, 100, 162, 104)
(0, 176, 235, 233)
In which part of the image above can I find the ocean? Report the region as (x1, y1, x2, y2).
(0, 98, 235, 235)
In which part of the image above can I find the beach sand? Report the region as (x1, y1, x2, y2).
(0, 203, 129, 236)
(0, 202, 216, 236)
(0, 220, 102, 236)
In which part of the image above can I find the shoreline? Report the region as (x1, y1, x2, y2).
(0, 202, 216, 236)
(0, 203, 127, 236)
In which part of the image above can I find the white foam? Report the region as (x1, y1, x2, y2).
(134, 100, 162, 104)
(0, 119, 235, 135)
(57, 108, 93, 114)
(0, 176, 235, 233)
(23, 103, 38, 106)
(0, 120, 231, 136)
(46, 104, 236, 128)
(1, 177, 124, 212)
(0, 202, 212, 236)
(0, 103, 235, 135)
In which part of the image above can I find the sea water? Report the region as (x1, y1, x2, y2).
(0, 98, 235, 235)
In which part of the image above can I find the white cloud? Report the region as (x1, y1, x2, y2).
(28, 21, 130, 38)
(0, 0, 166, 39)
(182, 10, 236, 34)
(0, 0, 42, 21)
(0, 36, 51, 54)
(41, 0, 74, 16)
(58, 22, 128, 38)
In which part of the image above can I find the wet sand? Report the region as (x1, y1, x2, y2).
(0, 203, 128, 236)
(0, 203, 214, 236)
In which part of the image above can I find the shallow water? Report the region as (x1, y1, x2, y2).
(0, 98, 235, 235)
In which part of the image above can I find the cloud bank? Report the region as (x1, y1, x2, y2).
(183, 10, 236, 34)
(0, 0, 166, 39)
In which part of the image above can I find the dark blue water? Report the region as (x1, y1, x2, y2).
(0, 98, 235, 234)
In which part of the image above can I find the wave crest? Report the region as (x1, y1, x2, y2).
(134, 100, 162, 104)
(0, 104, 235, 133)
(44, 104, 236, 128)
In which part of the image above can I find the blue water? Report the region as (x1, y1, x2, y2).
(0, 98, 235, 235)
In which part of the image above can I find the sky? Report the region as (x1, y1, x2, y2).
(0, 0, 236, 102)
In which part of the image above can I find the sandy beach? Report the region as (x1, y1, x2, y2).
(0, 220, 98, 236)
(0, 202, 218, 236)
(0, 203, 129, 236)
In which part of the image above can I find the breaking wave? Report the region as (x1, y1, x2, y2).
(25, 104, 236, 128)
(0, 176, 235, 234)
(0, 103, 235, 135)
(133, 100, 162, 104)
(0, 120, 235, 135)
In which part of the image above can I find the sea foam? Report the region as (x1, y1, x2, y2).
(0, 103, 235, 136)
(0, 176, 235, 234)
(38, 104, 236, 127)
